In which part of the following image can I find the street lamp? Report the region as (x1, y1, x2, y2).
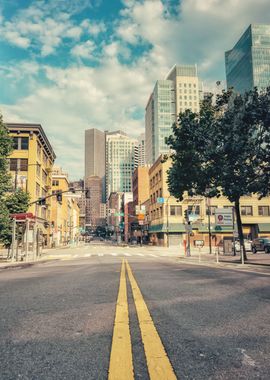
(166, 195, 172, 248)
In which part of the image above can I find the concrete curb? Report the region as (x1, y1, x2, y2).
(0, 259, 59, 270)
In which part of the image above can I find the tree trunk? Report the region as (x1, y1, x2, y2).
(234, 198, 247, 262)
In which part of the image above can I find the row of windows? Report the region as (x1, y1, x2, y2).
(178, 83, 197, 88)
(209, 205, 270, 216)
(150, 205, 270, 218)
(178, 89, 197, 94)
(179, 95, 197, 100)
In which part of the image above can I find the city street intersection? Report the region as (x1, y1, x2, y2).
(0, 244, 269, 379)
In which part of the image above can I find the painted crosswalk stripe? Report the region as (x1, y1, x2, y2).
(149, 254, 158, 257)
(98, 253, 104, 257)
(137, 253, 144, 256)
(73, 254, 79, 258)
(84, 253, 91, 257)
(112, 253, 118, 256)
(108, 260, 134, 379)
(124, 253, 132, 256)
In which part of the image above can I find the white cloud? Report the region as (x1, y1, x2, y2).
(0, 1, 94, 56)
(81, 19, 106, 36)
(71, 40, 96, 59)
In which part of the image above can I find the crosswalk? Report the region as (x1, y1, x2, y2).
(45, 251, 176, 261)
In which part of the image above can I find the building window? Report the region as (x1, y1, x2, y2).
(13, 137, 29, 150)
(37, 142, 41, 158)
(170, 205, 182, 216)
(209, 206, 217, 215)
(241, 206, 253, 216)
(36, 183, 40, 198)
(9, 158, 18, 171)
(258, 206, 270, 216)
(20, 159, 28, 171)
(188, 205, 200, 215)
(21, 138, 29, 150)
(52, 180, 59, 186)
(9, 158, 28, 171)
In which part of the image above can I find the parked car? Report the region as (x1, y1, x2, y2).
(234, 239, 252, 252)
(251, 237, 270, 253)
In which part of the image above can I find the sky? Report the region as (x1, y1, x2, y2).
(0, 0, 269, 179)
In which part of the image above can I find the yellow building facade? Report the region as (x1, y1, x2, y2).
(51, 167, 80, 246)
(7, 123, 56, 246)
(149, 155, 270, 247)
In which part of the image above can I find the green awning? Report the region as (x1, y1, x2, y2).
(149, 223, 186, 233)
(258, 223, 270, 232)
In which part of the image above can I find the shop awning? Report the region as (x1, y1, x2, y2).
(258, 223, 270, 232)
(149, 223, 186, 233)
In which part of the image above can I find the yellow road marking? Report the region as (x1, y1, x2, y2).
(108, 260, 134, 380)
(126, 260, 177, 380)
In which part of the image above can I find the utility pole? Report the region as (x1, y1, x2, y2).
(11, 218, 16, 261)
(166, 197, 169, 248)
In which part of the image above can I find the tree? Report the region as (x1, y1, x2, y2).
(166, 88, 270, 261)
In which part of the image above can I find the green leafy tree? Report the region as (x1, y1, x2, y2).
(166, 88, 270, 261)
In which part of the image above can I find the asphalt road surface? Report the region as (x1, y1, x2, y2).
(0, 248, 269, 379)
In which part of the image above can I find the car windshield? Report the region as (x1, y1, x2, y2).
(263, 239, 270, 243)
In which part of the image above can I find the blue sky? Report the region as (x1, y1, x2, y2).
(0, 0, 269, 178)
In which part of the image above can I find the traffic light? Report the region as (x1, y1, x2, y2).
(85, 189, 90, 199)
(37, 197, 46, 206)
(56, 191, 62, 202)
(184, 209, 189, 221)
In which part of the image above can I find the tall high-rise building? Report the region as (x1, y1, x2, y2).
(85, 128, 105, 200)
(105, 131, 138, 199)
(145, 65, 200, 164)
(225, 24, 270, 93)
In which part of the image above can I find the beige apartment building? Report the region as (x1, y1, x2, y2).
(148, 155, 270, 247)
(51, 167, 80, 246)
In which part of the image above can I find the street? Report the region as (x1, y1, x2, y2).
(0, 245, 270, 379)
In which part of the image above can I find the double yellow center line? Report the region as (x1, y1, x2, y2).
(108, 259, 177, 380)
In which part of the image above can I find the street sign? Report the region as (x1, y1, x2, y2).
(215, 208, 233, 226)
(114, 212, 124, 216)
(188, 213, 199, 222)
(137, 214, 145, 220)
(157, 197, 164, 204)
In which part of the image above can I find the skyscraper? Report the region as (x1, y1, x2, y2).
(85, 128, 105, 200)
(145, 65, 200, 164)
(225, 24, 270, 93)
(105, 131, 138, 199)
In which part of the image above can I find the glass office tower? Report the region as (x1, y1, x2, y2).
(225, 24, 270, 93)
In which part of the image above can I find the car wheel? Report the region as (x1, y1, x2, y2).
(265, 247, 270, 254)
(252, 247, 257, 254)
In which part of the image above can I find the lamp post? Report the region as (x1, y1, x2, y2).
(206, 197, 212, 255)
(166, 195, 172, 248)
